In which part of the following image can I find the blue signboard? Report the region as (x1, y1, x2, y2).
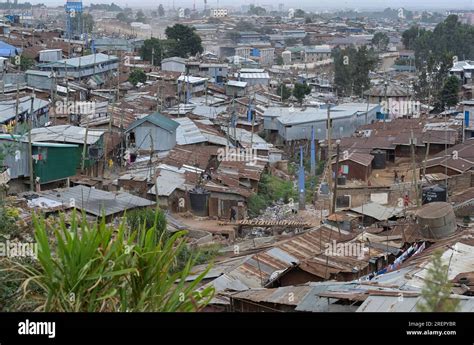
(65, 1, 83, 12)
(465, 111, 470, 128)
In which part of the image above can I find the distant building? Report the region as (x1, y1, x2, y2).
(449, 60, 474, 85)
(37, 53, 119, 82)
(226, 80, 247, 97)
(263, 103, 381, 141)
(0, 96, 50, 128)
(235, 68, 270, 86)
(161, 56, 186, 73)
(304, 45, 332, 63)
(39, 49, 62, 63)
(126, 112, 179, 152)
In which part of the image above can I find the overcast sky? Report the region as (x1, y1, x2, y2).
(18, 0, 474, 10)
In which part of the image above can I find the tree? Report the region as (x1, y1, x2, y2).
(439, 75, 460, 110)
(248, 4, 266, 16)
(158, 4, 165, 17)
(278, 83, 291, 101)
(116, 12, 128, 23)
(305, 17, 312, 24)
(136, 10, 147, 23)
(225, 31, 241, 43)
(184, 8, 191, 16)
(128, 69, 147, 86)
(276, 55, 284, 65)
(371, 32, 389, 52)
(71, 12, 94, 33)
(332, 46, 376, 97)
(294, 9, 305, 18)
(165, 24, 203, 57)
(2, 210, 214, 312)
(417, 250, 460, 312)
(293, 83, 312, 104)
(140, 38, 162, 65)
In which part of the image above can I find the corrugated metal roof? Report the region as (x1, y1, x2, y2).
(30, 125, 104, 145)
(407, 242, 474, 289)
(231, 285, 312, 306)
(148, 169, 185, 196)
(39, 53, 118, 68)
(174, 117, 207, 145)
(126, 112, 179, 133)
(357, 295, 474, 312)
(0, 96, 50, 123)
(350, 203, 403, 221)
(227, 80, 247, 88)
(35, 185, 154, 216)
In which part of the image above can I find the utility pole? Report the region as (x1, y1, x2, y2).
(28, 94, 35, 191)
(410, 129, 420, 207)
(331, 140, 340, 214)
(422, 133, 430, 180)
(81, 116, 89, 173)
(383, 78, 388, 130)
(14, 79, 20, 124)
(326, 103, 333, 207)
(65, 59, 69, 123)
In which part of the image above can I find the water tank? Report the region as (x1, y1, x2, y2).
(416, 202, 456, 239)
(422, 185, 447, 205)
(188, 187, 210, 217)
(371, 150, 386, 169)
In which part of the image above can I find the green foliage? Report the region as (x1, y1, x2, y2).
(248, 174, 297, 217)
(417, 250, 460, 312)
(248, 5, 266, 16)
(292, 83, 312, 104)
(278, 83, 292, 101)
(135, 10, 147, 24)
(126, 207, 167, 240)
(71, 13, 94, 33)
(128, 69, 147, 86)
(11, 55, 35, 71)
(90, 3, 122, 11)
(333, 46, 376, 97)
(403, 15, 474, 105)
(0, 204, 20, 238)
(1, 210, 214, 312)
(440, 75, 460, 109)
(294, 9, 305, 18)
(158, 4, 165, 17)
(371, 32, 389, 51)
(116, 12, 130, 23)
(226, 32, 241, 43)
(140, 37, 162, 65)
(165, 24, 203, 58)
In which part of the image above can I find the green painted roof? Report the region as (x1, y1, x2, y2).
(126, 112, 179, 133)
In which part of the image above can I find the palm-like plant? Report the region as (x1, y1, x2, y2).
(2, 209, 214, 312)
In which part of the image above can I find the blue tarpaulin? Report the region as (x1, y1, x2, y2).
(0, 41, 19, 57)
